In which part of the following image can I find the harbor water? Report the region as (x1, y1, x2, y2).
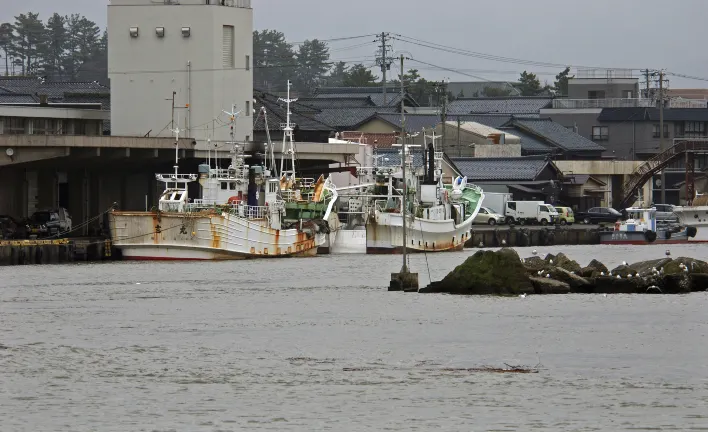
(2, 244, 708, 431)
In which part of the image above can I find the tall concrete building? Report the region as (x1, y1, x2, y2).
(108, 0, 253, 144)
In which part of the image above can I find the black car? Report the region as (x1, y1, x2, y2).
(576, 207, 623, 225)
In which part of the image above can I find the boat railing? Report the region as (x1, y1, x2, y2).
(156, 173, 197, 183)
(281, 190, 315, 203)
(186, 202, 273, 220)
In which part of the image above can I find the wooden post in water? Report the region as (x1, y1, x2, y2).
(389, 54, 419, 292)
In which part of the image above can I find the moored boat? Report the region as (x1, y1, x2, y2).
(672, 193, 708, 242)
(599, 207, 697, 245)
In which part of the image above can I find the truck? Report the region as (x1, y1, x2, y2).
(480, 192, 512, 215)
(504, 201, 558, 225)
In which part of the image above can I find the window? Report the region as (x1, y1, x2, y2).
(652, 124, 669, 138)
(221, 182, 227, 190)
(222, 25, 234, 68)
(73, 121, 86, 135)
(229, 182, 236, 190)
(5, 117, 25, 135)
(245, 55, 250, 71)
(685, 122, 706, 134)
(588, 90, 605, 99)
(622, 90, 633, 98)
(507, 202, 516, 211)
(592, 126, 609, 140)
(245, 100, 250, 116)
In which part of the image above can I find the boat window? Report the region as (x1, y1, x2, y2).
(221, 182, 227, 190)
(229, 182, 236, 190)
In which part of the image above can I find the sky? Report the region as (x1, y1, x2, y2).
(2, 0, 707, 88)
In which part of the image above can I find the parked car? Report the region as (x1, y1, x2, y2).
(0, 215, 27, 239)
(576, 207, 623, 224)
(652, 204, 678, 222)
(26, 208, 72, 238)
(474, 206, 505, 225)
(554, 206, 575, 225)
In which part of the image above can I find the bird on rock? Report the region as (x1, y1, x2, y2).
(519, 293, 527, 298)
(666, 250, 671, 256)
(532, 250, 538, 256)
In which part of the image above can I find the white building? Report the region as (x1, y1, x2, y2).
(108, 0, 253, 144)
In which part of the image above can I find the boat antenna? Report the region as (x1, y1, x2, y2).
(278, 80, 298, 179)
(262, 107, 277, 177)
(169, 124, 183, 189)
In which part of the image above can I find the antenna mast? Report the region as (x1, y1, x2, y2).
(169, 125, 182, 189)
(278, 80, 298, 179)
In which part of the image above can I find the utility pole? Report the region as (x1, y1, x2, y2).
(658, 69, 667, 203)
(643, 69, 651, 99)
(375, 32, 392, 105)
(439, 81, 448, 153)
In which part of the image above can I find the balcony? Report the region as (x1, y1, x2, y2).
(552, 98, 655, 109)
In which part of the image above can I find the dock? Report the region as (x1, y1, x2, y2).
(466, 225, 602, 248)
(0, 238, 115, 266)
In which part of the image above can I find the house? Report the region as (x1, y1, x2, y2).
(562, 174, 608, 210)
(433, 121, 523, 158)
(447, 96, 552, 116)
(452, 155, 563, 203)
(309, 86, 420, 108)
(253, 90, 334, 143)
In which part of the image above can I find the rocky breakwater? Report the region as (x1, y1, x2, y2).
(420, 248, 708, 295)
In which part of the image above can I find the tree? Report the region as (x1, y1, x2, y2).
(342, 64, 378, 87)
(457, 89, 464, 98)
(0, 23, 12, 76)
(553, 67, 573, 96)
(42, 13, 67, 77)
(252, 30, 297, 92)
(482, 86, 512, 97)
(76, 28, 107, 85)
(326, 61, 348, 87)
(517, 71, 542, 96)
(294, 39, 329, 95)
(12, 13, 45, 75)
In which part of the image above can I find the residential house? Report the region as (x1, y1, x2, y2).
(447, 96, 552, 116)
(253, 90, 334, 143)
(446, 81, 521, 98)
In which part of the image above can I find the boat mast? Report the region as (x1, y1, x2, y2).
(170, 125, 182, 189)
(279, 80, 298, 180)
(261, 107, 277, 177)
(400, 55, 408, 273)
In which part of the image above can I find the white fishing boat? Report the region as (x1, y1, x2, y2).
(323, 130, 484, 254)
(109, 85, 337, 260)
(672, 193, 708, 242)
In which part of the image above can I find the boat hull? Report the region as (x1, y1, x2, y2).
(366, 212, 473, 254)
(599, 230, 691, 245)
(673, 206, 708, 242)
(109, 211, 318, 261)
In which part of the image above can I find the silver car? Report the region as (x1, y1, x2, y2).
(474, 207, 504, 225)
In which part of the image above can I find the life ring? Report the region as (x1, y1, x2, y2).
(687, 226, 698, 238)
(644, 230, 657, 243)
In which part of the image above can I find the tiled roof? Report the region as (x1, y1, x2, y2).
(447, 97, 552, 115)
(452, 156, 556, 181)
(339, 131, 399, 148)
(499, 127, 553, 154)
(512, 119, 606, 152)
(598, 107, 708, 122)
(447, 81, 521, 97)
(0, 94, 38, 104)
(370, 113, 517, 133)
(253, 90, 333, 132)
(316, 86, 402, 95)
(0, 77, 110, 109)
(313, 86, 415, 107)
(314, 107, 398, 129)
(298, 96, 377, 109)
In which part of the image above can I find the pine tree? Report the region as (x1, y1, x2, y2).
(0, 23, 12, 76)
(42, 13, 67, 77)
(294, 39, 330, 95)
(12, 13, 45, 75)
(252, 30, 296, 92)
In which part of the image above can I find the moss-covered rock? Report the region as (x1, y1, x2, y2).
(547, 267, 593, 293)
(629, 258, 672, 276)
(530, 277, 570, 294)
(663, 257, 708, 276)
(553, 253, 582, 273)
(522, 256, 547, 274)
(689, 273, 708, 292)
(661, 274, 691, 294)
(580, 259, 608, 278)
(421, 248, 533, 295)
(593, 275, 647, 294)
(610, 265, 638, 278)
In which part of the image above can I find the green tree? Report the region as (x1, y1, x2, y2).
(326, 61, 348, 87)
(42, 13, 67, 77)
(0, 23, 13, 75)
(553, 66, 573, 96)
(342, 63, 378, 87)
(63, 14, 100, 79)
(482, 86, 512, 97)
(294, 39, 329, 95)
(457, 89, 464, 98)
(252, 29, 297, 92)
(517, 71, 542, 96)
(12, 13, 45, 75)
(76, 28, 108, 85)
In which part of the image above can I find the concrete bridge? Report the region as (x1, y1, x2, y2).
(0, 134, 359, 232)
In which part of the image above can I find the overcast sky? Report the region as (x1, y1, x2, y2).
(2, 0, 706, 87)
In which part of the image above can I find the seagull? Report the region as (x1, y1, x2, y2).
(666, 250, 671, 256)
(538, 270, 543, 276)
(519, 293, 527, 298)
(546, 274, 551, 278)
(502, 239, 507, 246)
(532, 249, 538, 256)
(684, 267, 689, 273)
(549, 259, 554, 264)
(616, 275, 622, 279)
(622, 261, 628, 266)
(603, 294, 608, 297)
(652, 267, 657, 273)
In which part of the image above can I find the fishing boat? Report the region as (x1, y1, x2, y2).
(672, 193, 708, 242)
(109, 89, 337, 260)
(366, 141, 484, 254)
(599, 207, 697, 245)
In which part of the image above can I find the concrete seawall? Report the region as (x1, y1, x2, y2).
(0, 239, 116, 266)
(466, 226, 601, 248)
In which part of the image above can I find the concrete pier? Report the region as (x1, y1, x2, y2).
(0, 238, 116, 266)
(466, 226, 601, 249)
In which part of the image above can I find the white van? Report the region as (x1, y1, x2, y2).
(505, 201, 558, 225)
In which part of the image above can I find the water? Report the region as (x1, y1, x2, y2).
(2, 244, 708, 431)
